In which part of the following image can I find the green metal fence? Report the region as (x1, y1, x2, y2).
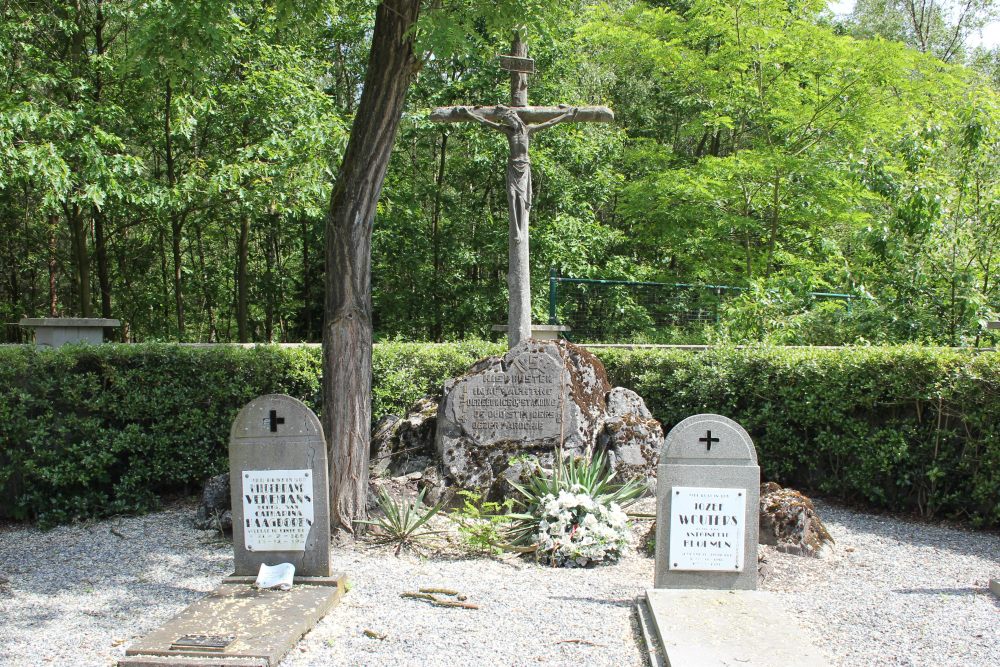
(547, 269, 861, 343)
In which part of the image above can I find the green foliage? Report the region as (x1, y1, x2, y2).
(448, 490, 514, 556)
(1, 342, 999, 528)
(0, 343, 322, 526)
(371, 340, 502, 417)
(357, 486, 445, 555)
(599, 344, 1000, 527)
(3, 1, 1000, 346)
(0, 341, 495, 526)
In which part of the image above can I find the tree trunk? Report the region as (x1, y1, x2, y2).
(264, 213, 278, 342)
(165, 78, 185, 339)
(431, 130, 447, 341)
(237, 214, 250, 342)
(93, 0, 112, 321)
(65, 1, 90, 317)
(93, 206, 112, 318)
(48, 215, 59, 316)
(324, 0, 421, 533)
(157, 228, 171, 335)
(67, 203, 92, 317)
(764, 169, 781, 279)
(302, 217, 313, 341)
(194, 219, 217, 342)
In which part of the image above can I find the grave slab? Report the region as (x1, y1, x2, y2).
(120, 577, 345, 667)
(638, 589, 832, 667)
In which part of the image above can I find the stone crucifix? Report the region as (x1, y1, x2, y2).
(430, 34, 614, 348)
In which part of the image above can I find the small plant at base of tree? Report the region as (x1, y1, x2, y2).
(506, 451, 645, 567)
(448, 491, 514, 556)
(356, 486, 444, 555)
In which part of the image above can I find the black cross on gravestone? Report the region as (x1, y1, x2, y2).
(267, 409, 285, 433)
(699, 430, 720, 451)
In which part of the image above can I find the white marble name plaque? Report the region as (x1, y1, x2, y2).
(241, 469, 315, 552)
(668, 486, 746, 571)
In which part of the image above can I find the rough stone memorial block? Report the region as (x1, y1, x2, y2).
(376, 339, 663, 501)
(653, 414, 760, 590)
(435, 339, 614, 494)
(230, 394, 331, 577)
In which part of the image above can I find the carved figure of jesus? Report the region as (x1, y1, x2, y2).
(457, 104, 579, 344)
(459, 104, 578, 236)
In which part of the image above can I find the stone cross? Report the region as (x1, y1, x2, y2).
(430, 33, 614, 348)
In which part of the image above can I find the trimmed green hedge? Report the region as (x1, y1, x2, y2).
(600, 346, 1000, 527)
(1, 342, 998, 527)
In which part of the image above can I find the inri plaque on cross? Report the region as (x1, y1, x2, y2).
(430, 32, 614, 348)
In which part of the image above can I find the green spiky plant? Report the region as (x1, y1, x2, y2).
(356, 487, 445, 555)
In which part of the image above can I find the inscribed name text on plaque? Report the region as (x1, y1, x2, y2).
(668, 486, 746, 571)
(241, 469, 314, 552)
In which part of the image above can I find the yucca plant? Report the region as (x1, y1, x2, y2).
(356, 487, 445, 555)
(506, 450, 645, 567)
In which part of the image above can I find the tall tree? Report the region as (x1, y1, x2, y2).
(324, 0, 422, 532)
(848, 0, 998, 62)
(322, 0, 570, 530)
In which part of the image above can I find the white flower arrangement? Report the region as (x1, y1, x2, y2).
(505, 451, 644, 568)
(534, 489, 630, 567)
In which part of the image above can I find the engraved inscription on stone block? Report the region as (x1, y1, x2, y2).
(241, 469, 314, 552)
(457, 351, 564, 443)
(668, 486, 746, 572)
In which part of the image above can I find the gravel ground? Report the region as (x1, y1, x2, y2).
(0, 498, 997, 667)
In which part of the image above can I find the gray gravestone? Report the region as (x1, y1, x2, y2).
(122, 395, 344, 667)
(229, 394, 331, 577)
(654, 414, 760, 590)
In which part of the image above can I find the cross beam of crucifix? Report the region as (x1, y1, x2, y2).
(430, 33, 614, 348)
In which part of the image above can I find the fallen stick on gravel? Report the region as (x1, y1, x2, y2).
(419, 587, 459, 596)
(401, 591, 436, 602)
(555, 639, 606, 647)
(401, 591, 479, 610)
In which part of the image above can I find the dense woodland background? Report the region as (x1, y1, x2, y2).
(3, 0, 1000, 345)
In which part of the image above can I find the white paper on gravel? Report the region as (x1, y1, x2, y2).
(254, 562, 295, 590)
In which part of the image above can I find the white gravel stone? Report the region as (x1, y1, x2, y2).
(0, 498, 997, 666)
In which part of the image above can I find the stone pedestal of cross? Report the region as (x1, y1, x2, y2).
(430, 33, 614, 348)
